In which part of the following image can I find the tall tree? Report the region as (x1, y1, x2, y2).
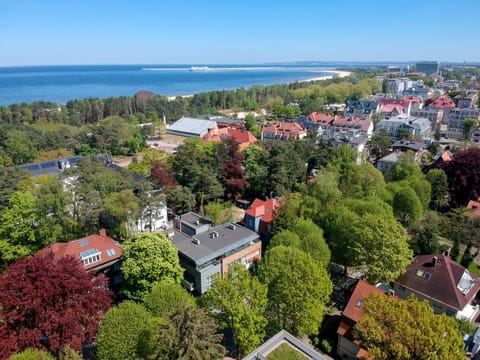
(0, 253, 112, 358)
(150, 302, 225, 360)
(222, 137, 249, 200)
(204, 265, 268, 358)
(323, 201, 412, 283)
(425, 168, 448, 209)
(355, 293, 464, 359)
(96, 301, 152, 360)
(392, 187, 423, 228)
(0, 191, 38, 264)
(258, 246, 332, 336)
(121, 232, 184, 301)
(143, 281, 194, 317)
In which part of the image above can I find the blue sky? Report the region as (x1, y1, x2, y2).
(1, 0, 479, 66)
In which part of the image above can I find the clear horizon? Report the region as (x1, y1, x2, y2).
(2, 0, 479, 67)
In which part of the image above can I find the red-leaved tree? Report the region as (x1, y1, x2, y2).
(223, 136, 249, 200)
(151, 161, 177, 189)
(0, 253, 112, 358)
(443, 147, 480, 207)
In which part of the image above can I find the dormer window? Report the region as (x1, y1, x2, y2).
(80, 248, 101, 266)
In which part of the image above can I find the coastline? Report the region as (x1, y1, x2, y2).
(299, 70, 351, 83)
(166, 70, 352, 101)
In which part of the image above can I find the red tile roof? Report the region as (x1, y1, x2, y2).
(204, 128, 257, 150)
(262, 122, 307, 138)
(395, 254, 480, 311)
(245, 198, 279, 223)
(342, 280, 385, 323)
(308, 112, 334, 125)
(37, 230, 122, 271)
(378, 96, 422, 108)
(426, 97, 456, 109)
(381, 104, 404, 114)
(331, 116, 372, 132)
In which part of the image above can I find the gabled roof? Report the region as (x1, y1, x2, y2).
(395, 254, 480, 311)
(37, 230, 122, 271)
(262, 121, 307, 136)
(466, 198, 480, 219)
(245, 198, 280, 222)
(308, 112, 334, 125)
(331, 116, 372, 132)
(204, 128, 257, 150)
(342, 280, 385, 324)
(381, 104, 404, 114)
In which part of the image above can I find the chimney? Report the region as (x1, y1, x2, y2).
(99, 229, 107, 237)
(432, 256, 438, 267)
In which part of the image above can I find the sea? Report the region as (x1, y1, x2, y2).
(0, 63, 389, 106)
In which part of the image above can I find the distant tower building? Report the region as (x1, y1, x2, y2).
(415, 61, 439, 76)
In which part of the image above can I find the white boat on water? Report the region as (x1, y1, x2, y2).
(189, 66, 211, 71)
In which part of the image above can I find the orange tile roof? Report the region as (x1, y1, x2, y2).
(308, 112, 334, 125)
(262, 122, 307, 136)
(37, 230, 122, 271)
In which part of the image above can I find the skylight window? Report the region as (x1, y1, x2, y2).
(356, 299, 363, 308)
(106, 248, 116, 257)
(423, 272, 431, 280)
(79, 239, 89, 247)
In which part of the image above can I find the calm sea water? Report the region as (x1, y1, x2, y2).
(0, 64, 344, 106)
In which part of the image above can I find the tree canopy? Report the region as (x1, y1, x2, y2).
(121, 232, 183, 301)
(204, 265, 268, 357)
(0, 253, 112, 358)
(258, 246, 332, 336)
(355, 293, 464, 359)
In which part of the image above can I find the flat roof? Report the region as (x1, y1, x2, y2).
(168, 117, 216, 137)
(172, 222, 259, 266)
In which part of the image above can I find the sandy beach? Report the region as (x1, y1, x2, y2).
(299, 70, 351, 83)
(165, 70, 351, 101)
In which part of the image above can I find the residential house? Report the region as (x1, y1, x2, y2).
(426, 97, 456, 110)
(243, 198, 280, 240)
(444, 108, 480, 140)
(454, 91, 478, 109)
(380, 103, 404, 119)
(243, 330, 328, 360)
(422, 150, 452, 173)
(127, 189, 168, 234)
(344, 100, 380, 119)
(203, 127, 257, 151)
(465, 198, 480, 225)
(261, 121, 307, 140)
(337, 280, 383, 360)
(410, 108, 444, 132)
(375, 151, 402, 175)
(394, 254, 480, 321)
(391, 140, 425, 156)
(375, 115, 432, 140)
(377, 96, 423, 116)
(37, 229, 122, 290)
(167, 117, 218, 138)
(296, 112, 334, 130)
(171, 212, 261, 294)
(328, 115, 374, 138)
(323, 132, 369, 164)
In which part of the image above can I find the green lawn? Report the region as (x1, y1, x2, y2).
(455, 255, 480, 275)
(266, 343, 308, 360)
